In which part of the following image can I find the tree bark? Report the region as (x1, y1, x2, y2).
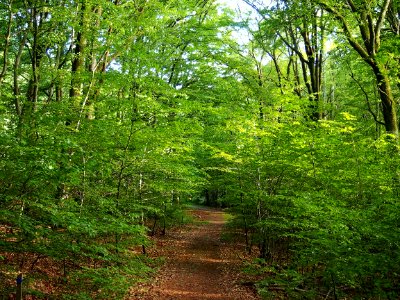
(372, 65, 398, 135)
(70, 1, 87, 104)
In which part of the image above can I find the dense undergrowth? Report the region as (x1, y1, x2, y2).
(0, 205, 191, 299)
(215, 122, 400, 299)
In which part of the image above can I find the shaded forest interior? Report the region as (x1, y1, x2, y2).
(1, 0, 400, 299)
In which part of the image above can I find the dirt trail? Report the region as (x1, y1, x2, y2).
(128, 208, 260, 300)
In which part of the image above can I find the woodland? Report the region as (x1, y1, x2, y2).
(0, 0, 400, 299)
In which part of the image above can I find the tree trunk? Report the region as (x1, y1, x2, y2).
(70, 1, 87, 106)
(371, 64, 398, 135)
(0, 1, 13, 86)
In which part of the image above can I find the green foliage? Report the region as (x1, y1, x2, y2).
(220, 115, 400, 297)
(1, 0, 400, 298)
(64, 256, 154, 300)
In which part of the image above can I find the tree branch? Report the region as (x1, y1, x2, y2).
(348, 64, 385, 126)
(317, 1, 372, 62)
(375, 0, 391, 50)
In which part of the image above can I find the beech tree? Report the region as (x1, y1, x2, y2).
(314, 0, 399, 135)
(244, 0, 329, 121)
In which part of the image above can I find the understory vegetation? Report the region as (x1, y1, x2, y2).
(1, 0, 400, 298)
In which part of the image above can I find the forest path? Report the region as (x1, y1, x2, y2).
(128, 208, 260, 300)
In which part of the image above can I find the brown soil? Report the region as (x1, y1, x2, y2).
(127, 208, 260, 300)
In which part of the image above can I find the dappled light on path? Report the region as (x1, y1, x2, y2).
(128, 209, 259, 300)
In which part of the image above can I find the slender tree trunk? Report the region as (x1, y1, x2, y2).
(0, 0, 13, 86)
(240, 191, 251, 254)
(14, 31, 28, 118)
(70, 1, 87, 108)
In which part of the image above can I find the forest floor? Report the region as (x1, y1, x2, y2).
(127, 208, 261, 300)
